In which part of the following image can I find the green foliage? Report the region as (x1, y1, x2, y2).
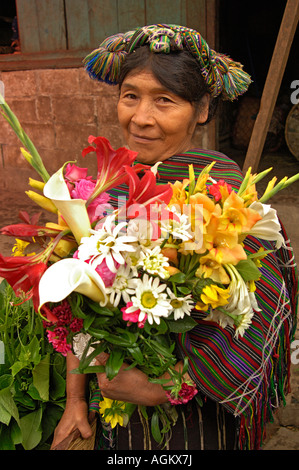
(0, 280, 66, 450)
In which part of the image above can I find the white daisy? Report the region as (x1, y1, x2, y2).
(166, 288, 194, 320)
(129, 273, 172, 325)
(137, 245, 169, 279)
(106, 264, 139, 307)
(77, 214, 138, 273)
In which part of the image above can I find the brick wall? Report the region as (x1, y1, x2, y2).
(0, 67, 206, 191)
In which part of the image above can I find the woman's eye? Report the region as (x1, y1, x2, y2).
(157, 96, 173, 104)
(124, 93, 137, 100)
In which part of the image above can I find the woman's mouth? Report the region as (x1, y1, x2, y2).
(131, 134, 158, 144)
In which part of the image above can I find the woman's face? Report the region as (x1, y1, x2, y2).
(117, 69, 209, 164)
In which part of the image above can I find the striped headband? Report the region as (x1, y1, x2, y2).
(83, 24, 252, 101)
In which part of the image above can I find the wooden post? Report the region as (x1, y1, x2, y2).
(242, 0, 299, 174)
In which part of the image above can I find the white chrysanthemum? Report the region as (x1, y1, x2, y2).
(160, 207, 193, 242)
(234, 310, 255, 338)
(137, 245, 169, 278)
(129, 273, 172, 324)
(166, 288, 194, 320)
(204, 309, 235, 330)
(106, 264, 139, 307)
(224, 264, 253, 317)
(77, 215, 138, 273)
(206, 264, 258, 337)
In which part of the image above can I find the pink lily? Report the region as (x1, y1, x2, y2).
(82, 136, 147, 205)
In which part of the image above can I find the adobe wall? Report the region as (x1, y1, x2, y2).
(0, 67, 205, 191)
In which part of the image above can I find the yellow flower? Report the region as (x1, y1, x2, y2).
(196, 253, 230, 285)
(99, 397, 126, 429)
(218, 191, 261, 234)
(200, 284, 230, 309)
(169, 180, 189, 210)
(199, 214, 247, 266)
(12, 239, 36, 257)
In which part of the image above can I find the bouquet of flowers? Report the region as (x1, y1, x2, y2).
(1, 97, 298, 445)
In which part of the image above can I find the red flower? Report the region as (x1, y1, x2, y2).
(0, 253, 47, 311)
(47, 328, 72, 356)
(69, 317, 84, 332)
(0, 223, 62, 242)
(123, 166, 173, 219)
(82, 136, 148, 204)
(166, 382, 198, 405)
(208, 179, 233, 202)
(52, 299, 73, 326)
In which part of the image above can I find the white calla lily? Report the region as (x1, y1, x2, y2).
(248, 202, 285, 249)
(43, 167, 91, 243)
(38, 258, 108, 312)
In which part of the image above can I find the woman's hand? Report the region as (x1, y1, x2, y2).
(50, 397, 93, 449)
(95, 353, 187, 406)
(51, 351, 92, 449)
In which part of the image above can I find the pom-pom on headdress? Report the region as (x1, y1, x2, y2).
(83, 24, 251, 101)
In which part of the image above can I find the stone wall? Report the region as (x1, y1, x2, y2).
(0, 67, 208, 191)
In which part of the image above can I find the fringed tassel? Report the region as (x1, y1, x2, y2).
(237, 317, 293, 450)
(83, 34, 128, 84)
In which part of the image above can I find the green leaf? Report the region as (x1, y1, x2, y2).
(144, 318, 168, 335)
(105, 334, 134, 347)
(39, 404, 64, 446)
(105, 348, 125, 380)
(0, 386, 20, 427)
(10, 361, 27, 377)
(151, 411, 162, 444)
(127, 346, 144, 364)
(32, 355, 50, 401)
(50, 355, 66, 400)
(167, 315, 197, 333)
(0, 424, 15, 450)
(10, 420, 23, 445)
(177, 286, 192, 295)
(235, 258, 261, 282)
(83, 312, 96, 330)
(19, 336, 41, 366)
(19, 407, 42, 450)
(70, 365, 105, 374)
(87, 327, 110, 340)
(168, 272, 186, 284)
(86, 299, 116, 316)
(0, 375, 13, 390)
(138, 405, 148, 420)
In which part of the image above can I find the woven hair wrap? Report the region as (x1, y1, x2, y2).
(83, 24, 251, 101)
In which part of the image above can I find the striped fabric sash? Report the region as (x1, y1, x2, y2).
(106, 148, 298, 450)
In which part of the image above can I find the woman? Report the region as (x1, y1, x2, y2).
(51, 25, 298, 451)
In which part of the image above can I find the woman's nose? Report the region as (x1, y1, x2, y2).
(131, 100, 155, 127)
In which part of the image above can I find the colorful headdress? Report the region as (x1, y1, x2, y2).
(83, 24, 252, 101)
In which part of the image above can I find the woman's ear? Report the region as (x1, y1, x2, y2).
(197, 93, 210, 124)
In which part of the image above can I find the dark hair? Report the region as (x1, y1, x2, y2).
(119, 46, 218, 125)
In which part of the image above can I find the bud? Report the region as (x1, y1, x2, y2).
(25, 190, 58, 214)
(29, 178, 45, 192)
